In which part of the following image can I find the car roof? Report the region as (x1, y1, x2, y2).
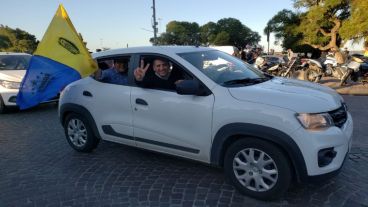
(0, 52, 31, 56)
(92, 46, 214, 59)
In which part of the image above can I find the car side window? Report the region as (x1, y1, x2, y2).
(134, 55, 193, 91)
(94, 56, 131, 86)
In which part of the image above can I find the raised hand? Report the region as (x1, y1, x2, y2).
(134, 59, 150, 81)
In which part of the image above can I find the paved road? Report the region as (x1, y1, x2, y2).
(0, 96, 367, 207)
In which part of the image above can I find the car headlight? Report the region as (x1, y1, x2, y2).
(0, 80, 21, 89)
(296, 113, 334, 130)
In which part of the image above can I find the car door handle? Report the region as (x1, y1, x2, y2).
(136, 98, 148, 106)
(83, 91, 93, 97)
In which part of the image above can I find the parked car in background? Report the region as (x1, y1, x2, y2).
(59, 46, 353, 200)
(0, 52, 31, 113)
(261, 55, 287, 67)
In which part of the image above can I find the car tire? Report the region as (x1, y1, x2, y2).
(0, 95, 6, 114)
(224, 138, 291, 200)
(64, 113, 100, 152)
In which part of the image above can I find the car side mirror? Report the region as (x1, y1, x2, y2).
(176, 80, 209, 96)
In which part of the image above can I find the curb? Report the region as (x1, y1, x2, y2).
(293, 71, 368, 95)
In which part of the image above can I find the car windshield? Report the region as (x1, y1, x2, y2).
(178, 50, 271, 87)
(0, 55, 31, 70)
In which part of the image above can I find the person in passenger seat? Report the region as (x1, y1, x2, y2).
(134, 58, 183, 90)
(97, 60, 128, 85)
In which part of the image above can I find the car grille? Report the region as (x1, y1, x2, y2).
(328, 104, 347, 128)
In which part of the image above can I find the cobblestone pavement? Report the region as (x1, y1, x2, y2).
(0, 96, 368, 207)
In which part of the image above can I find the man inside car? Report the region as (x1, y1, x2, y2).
(133, 58, 183, 90)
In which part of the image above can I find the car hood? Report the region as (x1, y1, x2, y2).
(0, 70, 26, 82)
(228, 77, 343, 113)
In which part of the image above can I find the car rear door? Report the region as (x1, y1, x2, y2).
(88, 55, 135, 147)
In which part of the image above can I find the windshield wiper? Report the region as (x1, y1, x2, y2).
(222, 77, 270, 86)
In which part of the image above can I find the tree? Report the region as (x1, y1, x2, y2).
(154, 18, 260, 48)
(213, 31, 230, 45)
(293, 0, 350, 51)
(199, 22, 217, 46)
(266, 0, 368, 53)
(212, 18, 260, 48)
(264, 10, 300, 47)
(263, 9, 316, 53)
(152, 21, 200, 45)
(340, 0, 368, 41)
(0, 34, 12, 49)
(0, 25, 38, 53)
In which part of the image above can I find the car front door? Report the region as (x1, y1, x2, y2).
(131, 55, 215, 163)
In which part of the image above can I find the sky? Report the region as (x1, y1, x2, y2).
(1, 0, 297, 52)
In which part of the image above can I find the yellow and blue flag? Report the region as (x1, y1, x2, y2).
(16, 4, 97, 109)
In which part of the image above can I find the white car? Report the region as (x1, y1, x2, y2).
(58, 46, 353, 200)
(0, 52, 30, 113)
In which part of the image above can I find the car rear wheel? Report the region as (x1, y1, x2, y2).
(64, 113, 99, 152)
(224, 138, 291, 200)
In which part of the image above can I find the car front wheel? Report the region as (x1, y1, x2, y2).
(64, 113, 99, 152)
(224, 138, 291, 200)
(0, 95, 6, 114)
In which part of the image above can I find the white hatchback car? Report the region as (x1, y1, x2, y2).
(0, 52, 31, 113)
(59, 46, 353, 200)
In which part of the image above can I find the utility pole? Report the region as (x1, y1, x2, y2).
(152, 0, 158, 45)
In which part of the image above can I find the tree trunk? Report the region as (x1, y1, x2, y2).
(307, 18, 341, 51)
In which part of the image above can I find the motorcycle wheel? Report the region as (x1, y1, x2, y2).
(305, 68, 321, 82)
(340, 69, 353, 86)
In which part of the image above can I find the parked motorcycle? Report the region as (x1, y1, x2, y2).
(304, 54, 361, 85)
(302, 57, 326, 82)
(350, 54, 368, 83)
(254, 56, 301, 78)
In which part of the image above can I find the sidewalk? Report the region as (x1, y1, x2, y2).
(294, 71, 368, 95)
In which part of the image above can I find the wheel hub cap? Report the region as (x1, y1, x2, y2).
(233, 148, 278, 192)
(67, 118, 87, 147)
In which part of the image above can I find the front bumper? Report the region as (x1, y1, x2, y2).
(291, 112, 353, 177)
(0, 88, 19, 106)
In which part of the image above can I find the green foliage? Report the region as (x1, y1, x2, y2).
(213, 18, 260, 48)
(293, 0, 321, 8)
(0, 25, 38, 53)
(295, 0, 349, 50)
(264, 9, 306, 51)
(213, 31, 230, 45)
(268, 0, 367, 52)
(340, 0, 368, 41)
(154, 21, 200, 45)
(154, 18, 260, 48)
(199, 22, 217, 45)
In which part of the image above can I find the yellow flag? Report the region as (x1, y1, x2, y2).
(34, 4, 97, 77)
